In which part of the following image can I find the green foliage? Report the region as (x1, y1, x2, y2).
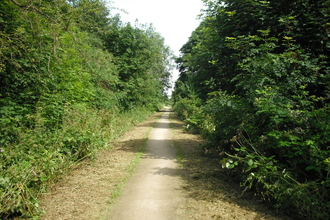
(0, 104, 155, 218)
(104, 22, 173, 110)
(0, 0, 173, 218)
(173, 0, 330, 219)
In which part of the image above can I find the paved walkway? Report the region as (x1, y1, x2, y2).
(106, 108, 185, 220)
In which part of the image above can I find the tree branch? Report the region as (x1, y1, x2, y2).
(10, 0, 77, 41)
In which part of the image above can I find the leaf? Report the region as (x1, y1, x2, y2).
(247, 159, 254, 166)
(305, 166, 315, 171)
(220, 158, 228, 168)
(228, 164, 235, 169)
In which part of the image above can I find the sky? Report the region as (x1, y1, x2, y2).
(110, 0, 205, 94)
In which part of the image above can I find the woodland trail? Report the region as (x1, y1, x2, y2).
(40, 109, 291, 220)
(105, 107, 186, 219)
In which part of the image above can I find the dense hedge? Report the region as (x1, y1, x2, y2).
(0, 0, 172, 218)
(172, 1, 330, 219)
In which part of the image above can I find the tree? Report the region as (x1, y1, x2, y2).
(173, 1, 330, 218)
(0, 1, 173, 217)
(104, 22, 172, 110)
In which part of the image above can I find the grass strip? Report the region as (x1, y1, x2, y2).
(169, 112, 185, 167)
(100, 111, 164, 219)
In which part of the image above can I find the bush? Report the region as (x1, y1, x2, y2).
(0, 103, 155, 218)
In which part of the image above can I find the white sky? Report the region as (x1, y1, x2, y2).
(110, 0, 205, 94)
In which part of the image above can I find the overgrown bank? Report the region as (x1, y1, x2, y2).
(172, 1, 329, 219)
(0, 0, 172, 218)
(170, 112, 291, 220)
(39, 111, 163, 220)
(1, 106, 158, 219)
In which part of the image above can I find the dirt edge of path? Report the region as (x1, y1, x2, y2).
(39, 110, 292, 220)
(170, 112, 292, 220)
(39, 111, 163, 220)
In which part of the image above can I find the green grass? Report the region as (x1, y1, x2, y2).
(168, 112, 185, 167)
(0, 105, 159, 219)
(99, 111, 164, 220)
(108, 112, 162, 201)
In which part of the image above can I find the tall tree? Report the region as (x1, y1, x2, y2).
(173, 1, 330, 218)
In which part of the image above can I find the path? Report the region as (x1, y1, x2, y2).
(40, 110, 290, 220)
(105, 108, 185, 220)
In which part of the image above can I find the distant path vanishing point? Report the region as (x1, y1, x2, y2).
(106, 107, 186, 220)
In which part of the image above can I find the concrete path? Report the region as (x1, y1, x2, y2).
(106, 108, 185, 220)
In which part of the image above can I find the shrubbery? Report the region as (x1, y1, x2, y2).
(173, 1, 330, 219)
(0, 0, 171, 218)
(0, 105, 154, 218)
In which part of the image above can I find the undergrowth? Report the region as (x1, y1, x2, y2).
(173, 94, 330, 220)
(0, 104, 155, 219)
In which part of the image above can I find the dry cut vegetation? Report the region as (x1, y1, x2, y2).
(39, 111, 292, 220)
(39, 112, 163, 219)
(170, 112, 292, 220)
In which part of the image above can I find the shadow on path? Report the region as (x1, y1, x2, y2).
(109, 111, 291, 220)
